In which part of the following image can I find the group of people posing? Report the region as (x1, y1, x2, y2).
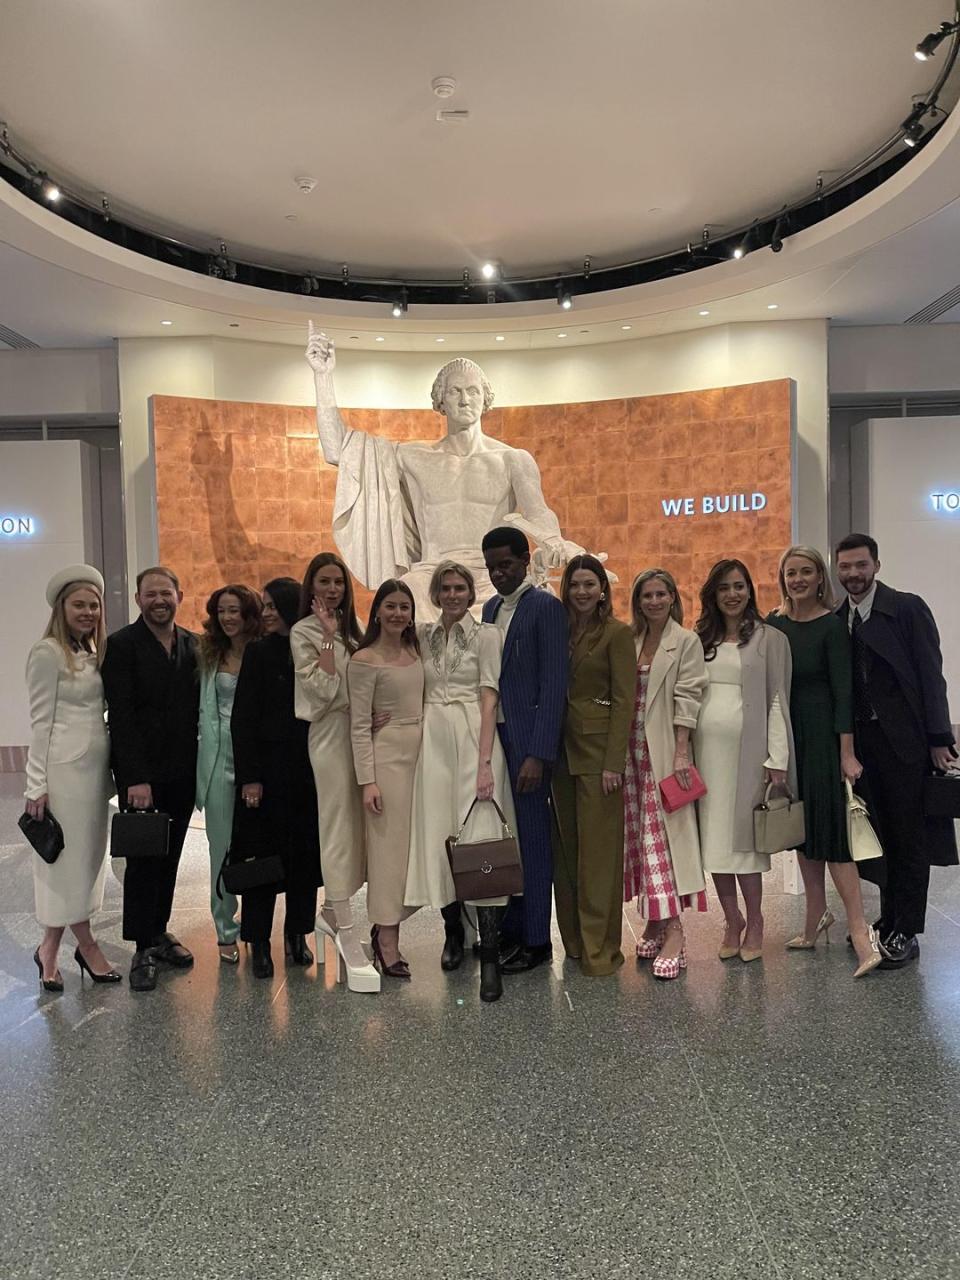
(23, 529, 957, 1004)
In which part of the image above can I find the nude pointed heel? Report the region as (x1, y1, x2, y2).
(785, 909, 835, 950)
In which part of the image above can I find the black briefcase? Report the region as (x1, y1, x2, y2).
(110, 810, 171, 858)
(18, 809, 65, 864)
(924, 771, 960, 819)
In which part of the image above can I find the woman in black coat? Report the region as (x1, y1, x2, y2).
(233, 578, 322, 978)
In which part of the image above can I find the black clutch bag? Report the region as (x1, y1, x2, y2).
(924, 771, 960, 819)
(218, 852, 285, 897)
(110, 810, 171, 858)
(18, 809, 65, 864)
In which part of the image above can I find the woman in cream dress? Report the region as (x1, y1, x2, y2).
(348, 580, 424, 980)
(693, 560, 795, 964)
(24, 565, 118, 989)
(290, 552, 378, 993)
(405, 561, 515, 1003)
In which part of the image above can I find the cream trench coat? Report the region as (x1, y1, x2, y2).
(634, 617, 708, 899)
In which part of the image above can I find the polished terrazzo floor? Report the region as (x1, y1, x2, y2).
(2, 771, 960, 1280)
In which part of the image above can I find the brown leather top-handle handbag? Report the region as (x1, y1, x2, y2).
(445, 798, 523, 902)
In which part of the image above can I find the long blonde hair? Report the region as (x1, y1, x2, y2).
(43, 581, 107, 670)
(776, 545, 836, 615)
(630, 567, 683, 635)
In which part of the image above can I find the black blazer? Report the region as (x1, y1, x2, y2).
(231, 634, 307, 787)
(101, 616, 199, 791)
(838, 581, 955, 764)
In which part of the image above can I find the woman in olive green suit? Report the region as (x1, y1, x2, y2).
(552, 555, 637, 976)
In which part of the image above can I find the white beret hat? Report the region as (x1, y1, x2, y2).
(45, 564, 105, 608)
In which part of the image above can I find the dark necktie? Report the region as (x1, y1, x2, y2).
(851, 608, 874, 722)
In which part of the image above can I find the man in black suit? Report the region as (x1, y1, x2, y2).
(101, 567, 200, 991)
(836, 534, 958, 968)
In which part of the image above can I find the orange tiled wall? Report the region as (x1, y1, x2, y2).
(153, 379, 792, 631)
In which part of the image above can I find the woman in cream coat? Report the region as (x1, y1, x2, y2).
(24, 565, 118, 990)
(290, 552, 379, 993)
(623, 568, 708, 979)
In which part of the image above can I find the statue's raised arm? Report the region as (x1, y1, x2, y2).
(305, 321, 348, 466)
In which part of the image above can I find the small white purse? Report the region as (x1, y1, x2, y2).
(845, 781, 883, 863)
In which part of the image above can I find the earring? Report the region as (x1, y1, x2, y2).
(816, 585, 823, 599)
(599, 592, 606, 601)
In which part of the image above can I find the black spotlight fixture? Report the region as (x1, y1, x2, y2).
(915, 21, 959, 60)
(207, 240, 237, 281)
(557, 286, 573, 311)
(770, 210, 791, 253)
(731, 222, 761, 260)
(391, 289, 409, 318)
(901, 101, 930, 147)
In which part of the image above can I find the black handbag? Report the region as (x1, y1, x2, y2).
(110, 810, 171, 858)
(218, 852, 285, 897)
(18, 809, 64, 864)
(924, 770, 960, 819)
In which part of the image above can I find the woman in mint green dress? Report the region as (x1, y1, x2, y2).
(196, 584, 262, 963)
(766, 547, 880, 979)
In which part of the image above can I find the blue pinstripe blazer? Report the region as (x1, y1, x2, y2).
(482, 587, 569, 764)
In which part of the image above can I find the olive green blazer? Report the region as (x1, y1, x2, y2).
(562, 616, 636, 775)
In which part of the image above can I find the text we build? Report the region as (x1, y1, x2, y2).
(661, 492, 768, 517)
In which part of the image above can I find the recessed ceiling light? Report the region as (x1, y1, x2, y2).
(284, 214, 298, 222)
(621, 324, 632, 331)
(375, 336, 385, 342)
(349, 335, 359, 340)
(436, 337, 445, 343)
(557, 332, 568, 339)
(767, 303, 779, 310)
(161, 319, 173, 326)
(229, 322, 239, 328)
(495, 335, 505, 341)
(699, 309, 710, 316)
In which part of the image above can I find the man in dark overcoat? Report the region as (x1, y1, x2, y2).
(836, 534, 957, 968)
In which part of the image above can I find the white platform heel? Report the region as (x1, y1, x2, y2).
(334, 928, 381, 993)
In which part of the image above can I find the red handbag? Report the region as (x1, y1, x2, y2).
(659, 766, 707, 813)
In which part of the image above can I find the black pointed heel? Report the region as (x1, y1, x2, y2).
(75, 947, 122, 984)
(33, 947, 64, 992)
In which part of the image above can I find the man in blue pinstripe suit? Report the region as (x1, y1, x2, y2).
(482, 528, 569, 973)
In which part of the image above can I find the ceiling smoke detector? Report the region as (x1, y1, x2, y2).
(432, 76, 457, 98)
(294, 175, 318, 195)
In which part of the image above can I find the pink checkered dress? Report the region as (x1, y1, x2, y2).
(623, 665, 707, 921)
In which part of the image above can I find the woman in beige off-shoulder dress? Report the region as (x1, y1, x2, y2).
(348, 579, 424, 980)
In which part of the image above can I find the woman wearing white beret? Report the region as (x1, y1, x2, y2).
(24, 565, 119, 990)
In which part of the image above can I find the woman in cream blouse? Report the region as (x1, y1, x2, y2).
(24, 565, 118, 990)
(405, 561, 516, 1003)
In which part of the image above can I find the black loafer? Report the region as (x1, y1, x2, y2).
(501, 943, 553, 975)
(151, 933, 194, 968)
(878, 932, 920, 969)
(129, 949, 158, 991)
(498, 939, 523, 967)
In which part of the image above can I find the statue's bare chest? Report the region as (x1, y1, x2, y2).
(399, 446, 512, 507)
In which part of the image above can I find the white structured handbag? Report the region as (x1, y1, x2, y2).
(845, 781, 883, 863)
(753, 783, 805, 854)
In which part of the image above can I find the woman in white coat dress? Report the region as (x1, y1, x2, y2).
(24, 565, 119, 990)
(693, 559, 796, 964)
(404, 561, 516, 1003)
(290, 552, 380, 993)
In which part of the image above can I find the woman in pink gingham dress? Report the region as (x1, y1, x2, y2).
(623, 569, 708, 978)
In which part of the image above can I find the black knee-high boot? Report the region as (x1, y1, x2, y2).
(440, 901, 465, 971)
(476, 906, 504, 1003)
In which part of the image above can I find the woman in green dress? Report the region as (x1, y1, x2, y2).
(766, 546, 880, 979)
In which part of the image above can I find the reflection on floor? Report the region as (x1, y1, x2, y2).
(2, 770, 960, 1279)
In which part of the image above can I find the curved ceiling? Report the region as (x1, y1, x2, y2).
(0, 0, 953, 280)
